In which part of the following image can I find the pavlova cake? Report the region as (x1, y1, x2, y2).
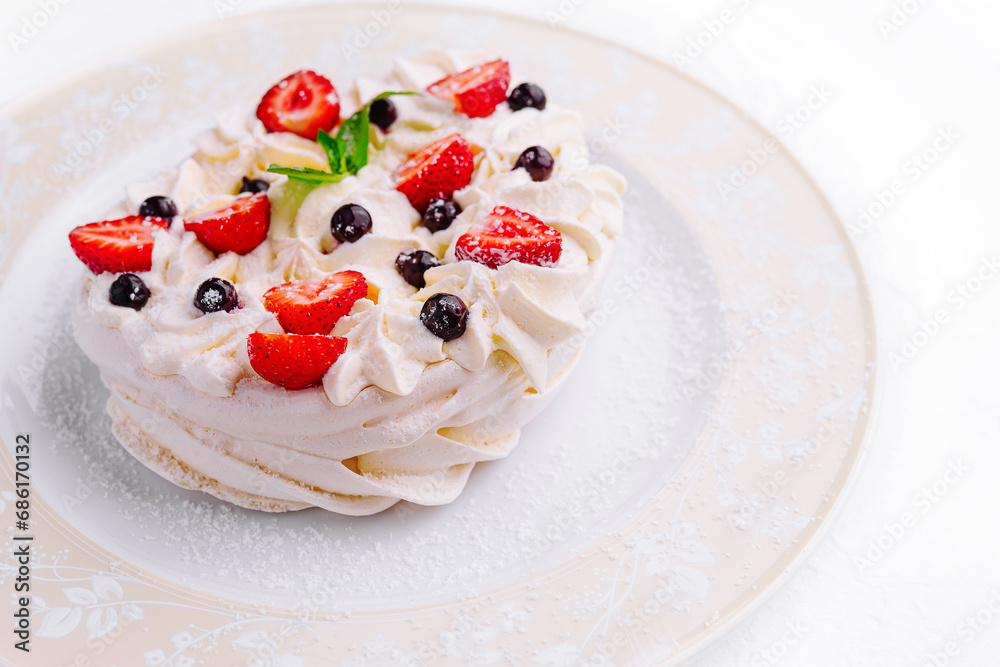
(68, 51, 626, 515)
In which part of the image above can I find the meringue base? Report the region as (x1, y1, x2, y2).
(75, 302, 585, 515)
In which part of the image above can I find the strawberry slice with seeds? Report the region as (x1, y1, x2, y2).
(184, 193, 271, 255)
(247, 332, 347, 390)
(68, 215, 169, 274)
(263, 270, 367, 335)
(455, 205, 562, 269)
(427, 60, 510, 118)
(394, 134, 474, 213)
(256, 70, 341, 141)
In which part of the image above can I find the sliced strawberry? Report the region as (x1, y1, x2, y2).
(256, 70, 341, 141)
(69, 215, 168, 274)
(184, 193, 271, 255)
(263, 270, 367, 335)
(394, 134, 474, 213)
(455, 206, 562, 269)
(247, 332, 347, 390)
(427, 60, 510, 118)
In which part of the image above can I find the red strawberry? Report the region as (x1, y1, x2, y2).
(455, 206, 562, 269)
(263, 270, 367, 335)
(394, 134, 474, 213)
(256, 70, 341, 141)
(184, 193, 271, 255)
(427, 60, 510, 118)
(247, 332, 347, 390)
(69, 215, 169, 274)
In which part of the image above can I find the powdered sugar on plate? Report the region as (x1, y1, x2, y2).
(0, 154, 724, 610)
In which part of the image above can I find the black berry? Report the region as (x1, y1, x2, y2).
(139, 196, 178, 219)
(395, 250, 441, 289)
(109, 273, 150, 311)
(369, 98, 398, 132)
(420, 293, 468, 341)
(421, 198, 461, 233)
(239, 177, 270, 194)
(194, 277, 239, 313)
(508, 83, 547, 112)
(331, 203, 372, 243)
(514, 146, 555, 182)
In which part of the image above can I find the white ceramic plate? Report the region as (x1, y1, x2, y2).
(0, 5, 876, 666)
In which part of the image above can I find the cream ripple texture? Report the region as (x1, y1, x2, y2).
(72, 51, 626, 514)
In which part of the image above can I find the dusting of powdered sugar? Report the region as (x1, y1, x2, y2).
(0, 155, 724, 611)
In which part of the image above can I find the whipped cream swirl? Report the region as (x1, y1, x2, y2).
(83, 51, 625, 407)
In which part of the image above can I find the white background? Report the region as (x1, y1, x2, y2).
(2, 1, 999, 665)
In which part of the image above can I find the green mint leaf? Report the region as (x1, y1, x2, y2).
(269, 92, 420, 184)
(316, 130, 346, 175)
(375, 91, 419, 99)
(265, 165, 347, 184)
(337, 110, 370, 174)
(334, 91, 420, 175)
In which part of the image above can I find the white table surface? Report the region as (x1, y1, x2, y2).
(3, 1, 999, 664)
